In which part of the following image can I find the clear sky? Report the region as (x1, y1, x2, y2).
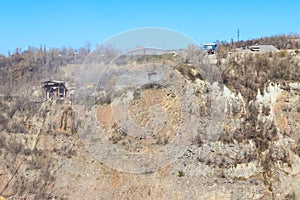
(1, 0, 299, 55)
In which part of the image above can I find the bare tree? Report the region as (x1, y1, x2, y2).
(85, 41, 91, 54)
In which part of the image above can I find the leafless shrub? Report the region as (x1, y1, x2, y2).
(192, 134, 203, 147)
(7, 122, 26, 133)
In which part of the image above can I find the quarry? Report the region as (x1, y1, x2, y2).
(0, 36, 300, 199)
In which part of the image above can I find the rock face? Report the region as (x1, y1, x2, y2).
(0, 51, 300, 199)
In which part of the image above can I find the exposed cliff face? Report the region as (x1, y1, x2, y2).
(0, 51, 300, 199)
(0, 98, 78, 199)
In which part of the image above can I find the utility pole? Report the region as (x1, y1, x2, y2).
(237, 28, 240, 42)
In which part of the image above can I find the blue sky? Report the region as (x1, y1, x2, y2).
(1, 0, 299, 55)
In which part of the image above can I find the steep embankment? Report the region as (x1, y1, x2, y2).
(0, 49, 300, 199)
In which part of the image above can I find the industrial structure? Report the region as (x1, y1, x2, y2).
(42, 80, 67, 100)
(203, 43, 218, 54)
